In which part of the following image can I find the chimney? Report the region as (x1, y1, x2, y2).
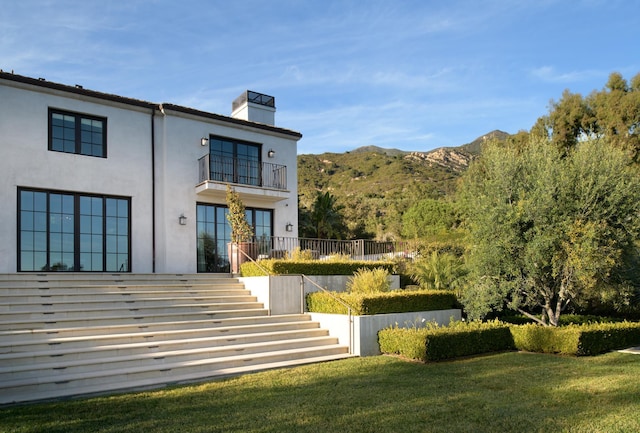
(231, 90, 276, 125)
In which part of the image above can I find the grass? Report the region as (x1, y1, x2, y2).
(2, 352, 640, 433)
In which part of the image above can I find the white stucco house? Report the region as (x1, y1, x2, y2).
(0, 71, 302, 274)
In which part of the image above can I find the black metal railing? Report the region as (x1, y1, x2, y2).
(247, 236, 416, 261)
(198, 154, 287, 190)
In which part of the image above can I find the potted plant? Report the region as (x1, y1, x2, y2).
(226, 184, 255, 273)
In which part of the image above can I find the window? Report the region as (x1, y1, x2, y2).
(49, 108, 107, 157)
(18, 188, 130, 272)
(209, 136, 260, 186)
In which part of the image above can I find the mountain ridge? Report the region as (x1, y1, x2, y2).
(297, 130, 510, 239)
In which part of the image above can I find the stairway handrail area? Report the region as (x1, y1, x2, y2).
(299, 274, 354, 355)
(234, 244, 354, 355)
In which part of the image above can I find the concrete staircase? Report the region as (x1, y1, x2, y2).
(0, 273, 351, 404)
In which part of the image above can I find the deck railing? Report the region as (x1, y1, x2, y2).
(246, 236, 417, 261)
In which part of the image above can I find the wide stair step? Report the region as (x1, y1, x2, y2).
(0, 274, 351, 404)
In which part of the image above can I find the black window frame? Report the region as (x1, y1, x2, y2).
(208, 135, 262, 186)
(17, 187, 131, 272)
(48, 108, 108, 158)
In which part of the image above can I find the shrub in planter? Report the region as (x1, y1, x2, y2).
(347, 267, 391, 294)
(306, 290, 458, 315)
(240, 260, 395, 276)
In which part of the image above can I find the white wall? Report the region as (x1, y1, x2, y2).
(154, 108, 299, 273)
(0, 82, 154, 273)
(0, 79, 300, 274)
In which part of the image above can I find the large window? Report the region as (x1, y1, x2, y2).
(49, 108, 107, 157)
(196, 203, 272, 273)
(209, 136, 260, 186)
(18, 189, 130, 272)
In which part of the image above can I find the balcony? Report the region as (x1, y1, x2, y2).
(196, 154, 289, 202)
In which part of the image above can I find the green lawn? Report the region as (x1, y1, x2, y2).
(2, 352, 639, 433)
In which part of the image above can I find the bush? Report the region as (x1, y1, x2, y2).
(510, 321, 640, 356)
(500, 314, 621, 326)
(306, 290, 458, 316)
(510, 324, 581, 355)
(347, 267, 391, 294)
(240, 259, 395, 276)
(379, 320, 514, 362)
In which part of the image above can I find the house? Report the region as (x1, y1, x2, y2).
(0, 71, 302, 274)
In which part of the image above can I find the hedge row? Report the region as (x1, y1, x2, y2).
(378, 321, 640, 362)
(306, 290, 458, 316)
(240, 259, 395, 277)
(379, 320, 514, 362)
(511, 322, 640, 356)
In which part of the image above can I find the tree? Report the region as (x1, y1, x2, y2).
(401, 198, 458, 239)
(300, 191, 347, 239)
(533, 71, 640, 161)
(458, 137, 640, 326)
(225, 185, 253, 243)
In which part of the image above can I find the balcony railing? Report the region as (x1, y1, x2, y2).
(198, 154, 287, 190)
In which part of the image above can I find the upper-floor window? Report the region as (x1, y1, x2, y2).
(49, 108, 107, 158)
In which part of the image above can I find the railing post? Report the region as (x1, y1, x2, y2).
(300, 275, 305, 314)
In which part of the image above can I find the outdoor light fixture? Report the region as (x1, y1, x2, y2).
(200, 137, 209, 146)
(267, 149, 275, 158)
(285, 222, 293, 232)
(179, 214, 187, 225)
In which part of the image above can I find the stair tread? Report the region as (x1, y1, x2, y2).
(0, 345, 350, 388)
(0, 335, 338, 373)
(0, 322, 322, 352)
(0, 314, 309, 337)
(0, 307, 269, 324)
(1, 353, 355, 404)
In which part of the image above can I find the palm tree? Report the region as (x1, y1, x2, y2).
(305, 191, 347, 239)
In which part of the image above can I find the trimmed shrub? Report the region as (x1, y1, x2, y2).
(240, 259, 395, 277)
(510, 324, 581, 355)
(379, 320, 514, 362)
(347, 267, 391, 294)
(510, 321, 640, 356)
(306, 290, 458, 316)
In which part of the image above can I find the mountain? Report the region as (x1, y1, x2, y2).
(297, 130, 509, 239)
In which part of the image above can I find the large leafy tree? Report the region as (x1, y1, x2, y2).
(533, 71, 640, 160)
(459, 137, 640, 326)
(401, 198, 458, 239)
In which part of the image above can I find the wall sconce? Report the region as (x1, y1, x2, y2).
(267, 149, 275, 158)
(200, 137, 209, 146)
(179, 214, 187, 225)
(285, 222, 293, 232)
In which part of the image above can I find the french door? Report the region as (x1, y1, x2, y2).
(196, 203, 272, 273)
(18, 188, 130, 272)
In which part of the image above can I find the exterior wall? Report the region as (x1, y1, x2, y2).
(0, 81, 154, 273)
(154, 109, 299, 273)
(0, 75, 300, 274)
(311, 310, 463, 356)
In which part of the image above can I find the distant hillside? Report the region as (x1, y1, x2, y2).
(297, 130, 509, 239)
(459, 130, 510, 155)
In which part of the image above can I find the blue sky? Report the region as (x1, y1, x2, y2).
(1, 1, 638, 154)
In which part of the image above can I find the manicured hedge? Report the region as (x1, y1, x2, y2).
(378, 320, 514, 362)
(240, 259, 395, 276)
(378, 320, 640, 362)
(511, 322, 640, 356)
(306, 290, 458, 316)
